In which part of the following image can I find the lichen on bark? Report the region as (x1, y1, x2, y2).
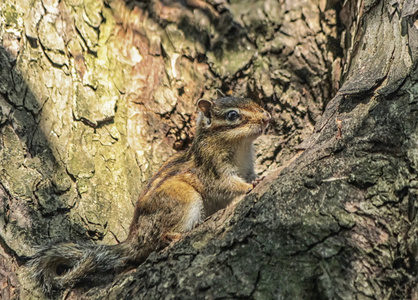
(1, 0, 416, 299)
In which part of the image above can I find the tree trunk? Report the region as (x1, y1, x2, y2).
(0, 0, 416, 299)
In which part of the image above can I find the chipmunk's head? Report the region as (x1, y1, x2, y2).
(196, 97, 271, 142)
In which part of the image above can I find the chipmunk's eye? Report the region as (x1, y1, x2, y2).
(226, 110, 240, 122)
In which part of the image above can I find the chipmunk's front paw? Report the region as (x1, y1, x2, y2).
(245, 177, 265, 194)
(252, 176, 265, 189)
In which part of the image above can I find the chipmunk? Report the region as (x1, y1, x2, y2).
(28, 96, 271, 294)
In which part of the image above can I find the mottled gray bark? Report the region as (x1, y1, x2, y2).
(1, 0, 416, 299)
(89, 1, 417, 299)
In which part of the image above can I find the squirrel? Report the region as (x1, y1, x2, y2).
(28, 96, 271, 294)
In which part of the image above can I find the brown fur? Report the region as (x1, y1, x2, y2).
(28, 97, 271, 294)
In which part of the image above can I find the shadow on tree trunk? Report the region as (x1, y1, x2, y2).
(0, 0, 417, 299)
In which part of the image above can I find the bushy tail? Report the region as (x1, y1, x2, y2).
(28, 241, 134, 294)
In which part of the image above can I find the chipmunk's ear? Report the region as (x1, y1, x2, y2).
(197, 99, 213, 118)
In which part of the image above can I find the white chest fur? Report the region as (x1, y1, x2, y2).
(233, 140, 256, 182)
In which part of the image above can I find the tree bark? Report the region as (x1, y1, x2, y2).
(0, 0, 416, 299)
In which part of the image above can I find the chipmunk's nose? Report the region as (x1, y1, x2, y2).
(262, 111, 272, 125)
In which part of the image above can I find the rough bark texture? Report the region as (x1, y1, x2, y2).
(0, 0, 416, 299)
